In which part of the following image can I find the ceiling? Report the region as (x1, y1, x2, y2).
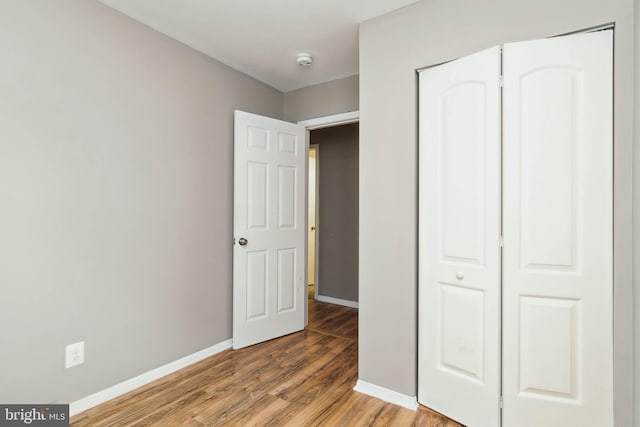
(98, 0, 419, 92)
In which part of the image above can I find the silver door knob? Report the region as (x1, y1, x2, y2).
(238, 238, 248, 246)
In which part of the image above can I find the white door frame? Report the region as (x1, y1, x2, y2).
(298, 111, 359, 323)
(298, 111, 359, 130)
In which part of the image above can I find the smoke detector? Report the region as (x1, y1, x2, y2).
(296, 53, 313, 67)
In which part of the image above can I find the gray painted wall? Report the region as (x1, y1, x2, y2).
(311, 124, 359, 303)
(359, 0, 635, 425)
(284, 75, 359, 122)
(634, 0, 639, 423)
(0, 0, 283, 404)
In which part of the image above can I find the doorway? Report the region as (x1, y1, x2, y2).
(306, 122, 359, 309)
(299, 111, 359, 320)
(308, 145, 318, 301)
(232, 110, 359, 349)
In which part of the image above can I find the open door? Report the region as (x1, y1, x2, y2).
(418, 46, 502, 427)
(233, 110, 306, 349)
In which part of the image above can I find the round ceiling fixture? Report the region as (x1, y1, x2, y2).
(296, 53, 313, 67)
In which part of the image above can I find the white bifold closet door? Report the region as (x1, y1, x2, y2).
(502, 30, 613, 426)
(419, 29, 613, 427)
(418, 46, 502, 427)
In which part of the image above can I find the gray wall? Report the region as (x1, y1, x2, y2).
(359, 0, 635, 425)
(0, 0, 283, 404)
(634, 0, 640, 422)
(311, 124, 359, 302)
(284, 75, 359, 122)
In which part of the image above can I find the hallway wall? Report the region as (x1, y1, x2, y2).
(284, 75, 359, 122)
(311, 123, 359, 303)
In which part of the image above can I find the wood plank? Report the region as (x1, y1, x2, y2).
(71, 299, 461, 426)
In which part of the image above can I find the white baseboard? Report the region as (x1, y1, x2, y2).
(316, 295, 359, 308)
(70, 339, 233, 416)
(353, 379, 419, 411)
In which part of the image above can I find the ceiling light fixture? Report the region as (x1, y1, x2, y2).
(296, 53, 313, 67)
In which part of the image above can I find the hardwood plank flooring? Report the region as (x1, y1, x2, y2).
(71, 296, 462, 426)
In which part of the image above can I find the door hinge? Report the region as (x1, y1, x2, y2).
(499, 396, 503, 408)
(499, 235, 504, 247)
(499, 75, 504, 87)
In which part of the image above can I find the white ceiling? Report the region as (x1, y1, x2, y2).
(98, 0, 419, 92)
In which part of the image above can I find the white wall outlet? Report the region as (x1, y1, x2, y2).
(65, 341, 85, 368)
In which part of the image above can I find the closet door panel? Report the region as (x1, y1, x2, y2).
(519, 68, 579, 270)
(418, 46, 501, 427)
(502, 30, 613, 427)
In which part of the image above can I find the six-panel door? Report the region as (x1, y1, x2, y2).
(233, 110, 306, 349)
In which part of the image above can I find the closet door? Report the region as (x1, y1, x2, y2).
(418, 46, 501, 427)
(502, 30, 613, 426)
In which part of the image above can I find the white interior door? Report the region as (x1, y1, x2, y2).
(418, 46, 502, 427)
(233, 110, 306, 349)
(502, 30, 613, 426)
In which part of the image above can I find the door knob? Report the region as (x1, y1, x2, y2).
(311, 226, 316, 231)
(238, 238, 248, 246)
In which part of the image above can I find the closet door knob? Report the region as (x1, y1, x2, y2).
(456, 272, 464, 280)
(238, 238, 248, 246)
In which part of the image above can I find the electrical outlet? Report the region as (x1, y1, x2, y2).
(65, 341, 85, 368)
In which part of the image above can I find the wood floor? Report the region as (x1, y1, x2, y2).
(71, 289, 462, 426)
